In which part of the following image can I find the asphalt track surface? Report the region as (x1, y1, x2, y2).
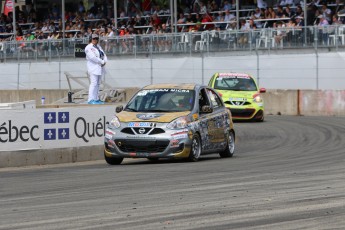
(0, 115, 344, 230)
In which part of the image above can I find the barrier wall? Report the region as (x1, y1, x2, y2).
(1, 52, 345, 90)
(0, 89, 344, 168)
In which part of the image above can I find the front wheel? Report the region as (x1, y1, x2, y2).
(219, 131, 235, 158)
(104, 152, 124, 165)
(188, 134, 201, 162)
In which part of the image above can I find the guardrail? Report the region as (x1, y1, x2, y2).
(1, 25, 345, 62)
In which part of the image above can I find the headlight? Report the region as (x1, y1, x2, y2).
(166, 116, 188, 130)
(109, 116, 121, 128)
(253, 94, 263, 103)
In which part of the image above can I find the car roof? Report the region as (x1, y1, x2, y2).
(143, 83, 199, 90)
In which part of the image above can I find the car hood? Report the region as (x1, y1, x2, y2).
(218, 90, 258, 100)
(117, 111, 191, 123)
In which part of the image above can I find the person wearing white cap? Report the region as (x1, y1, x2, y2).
(85, 33, 108, 104)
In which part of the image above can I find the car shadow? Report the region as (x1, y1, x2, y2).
(120, 155, 225, 166)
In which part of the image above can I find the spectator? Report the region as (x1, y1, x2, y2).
(257, 0, 267, 9)
(295, 16, 304, 27)
(318, 15, 329, 44)
(224, 9, 235, 22)
(274, 21, 286, 47)
(78, 1, 85, 13)
(238, 19, 249, 47)
(222, 1, 232, 11)
(295, 5, 304, 18)
(279, 0, 294, 6)
(332, 14, 342, 25)
(321, 4, 332, 23)
(276, 5, 285, 18)
(284, 5, 295, 18)
(209, 1, 219, 12)
(201, 13, 213, 30)
(265, 7, 276, 19)
(251, 7, 264, 28)
(199, 2, 207, 14)
(41, 22, 49, 32)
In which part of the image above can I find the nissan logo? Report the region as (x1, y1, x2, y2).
(138, 128, 146, 134)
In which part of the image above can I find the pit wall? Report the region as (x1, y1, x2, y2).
(0, 89, 344, 168)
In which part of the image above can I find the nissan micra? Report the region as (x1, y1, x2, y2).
(104, 83, 235, 165)
(209, 73, 266, 122)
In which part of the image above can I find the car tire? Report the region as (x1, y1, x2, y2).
(188, 134, 201, 162)
(219, 131, 235, 158)
(256, 114, 264, 122)
(104, 152, 124, 165)
(254, 111, 264, 122)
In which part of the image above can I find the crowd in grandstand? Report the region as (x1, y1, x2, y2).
(0, 0, 345, 50)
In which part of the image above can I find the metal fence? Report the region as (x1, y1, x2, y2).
(1, 25, 345, 62)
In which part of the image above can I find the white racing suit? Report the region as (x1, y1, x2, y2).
(85, 43, 108, 102)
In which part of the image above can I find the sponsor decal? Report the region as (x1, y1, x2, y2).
(107, 139, 116, 148)
(0, 121, 39, 143)
(126, 136, 156, 139)
(44, 112, 70, 141)
(218, 73, 250, 79)
(58, 112, 69, 123)
(138, 89, 190, 95)
(44, 112, 57, 124)
(1, 108, 111, 151)
(58, 128, 69, 139)
(128, 122, 155, 127)
(105, 129, 115, 139)
(192, 113, 199, 121)
(136, 114, 162, 120)
(44, 129, 56, 140)
(229, 98, 246, 101)
(74, 116, 107, 143)
(170, 139, 180, 147)
(138, 128, 146, 134)
(171, 129, 188, 139)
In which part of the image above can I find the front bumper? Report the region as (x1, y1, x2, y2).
(226, 106, 264, 120)
(104, 125, 192, 159)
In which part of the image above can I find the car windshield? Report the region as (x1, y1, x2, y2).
(125, 88, 195, 112)
(214, 77, 257, 91)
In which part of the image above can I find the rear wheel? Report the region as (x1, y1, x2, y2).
(219, 131, 235, 158)
(104, 152, 124, 165)
(188, 134, 201, 162)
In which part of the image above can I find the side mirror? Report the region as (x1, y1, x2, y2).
(259, 88, 266, 93)
(201, 105, 213, 113)
(115, 105, 123, 113)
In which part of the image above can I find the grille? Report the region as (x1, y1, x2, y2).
(115, 139, 170, 153)
(230, 108, 255, 118)
(224, 101, 251, 106)
(121, 127, 165, 135)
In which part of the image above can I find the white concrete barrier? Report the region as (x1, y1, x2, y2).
(0, 100, 36, 110)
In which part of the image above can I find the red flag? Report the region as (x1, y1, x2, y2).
(3, 0, 13, 16)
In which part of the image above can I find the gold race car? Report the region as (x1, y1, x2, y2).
(104, 83, 235, 165)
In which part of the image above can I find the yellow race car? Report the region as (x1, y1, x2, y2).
(208, 72, 266, 122)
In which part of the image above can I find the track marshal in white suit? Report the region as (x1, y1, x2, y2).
(85, 33, 108, 104)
